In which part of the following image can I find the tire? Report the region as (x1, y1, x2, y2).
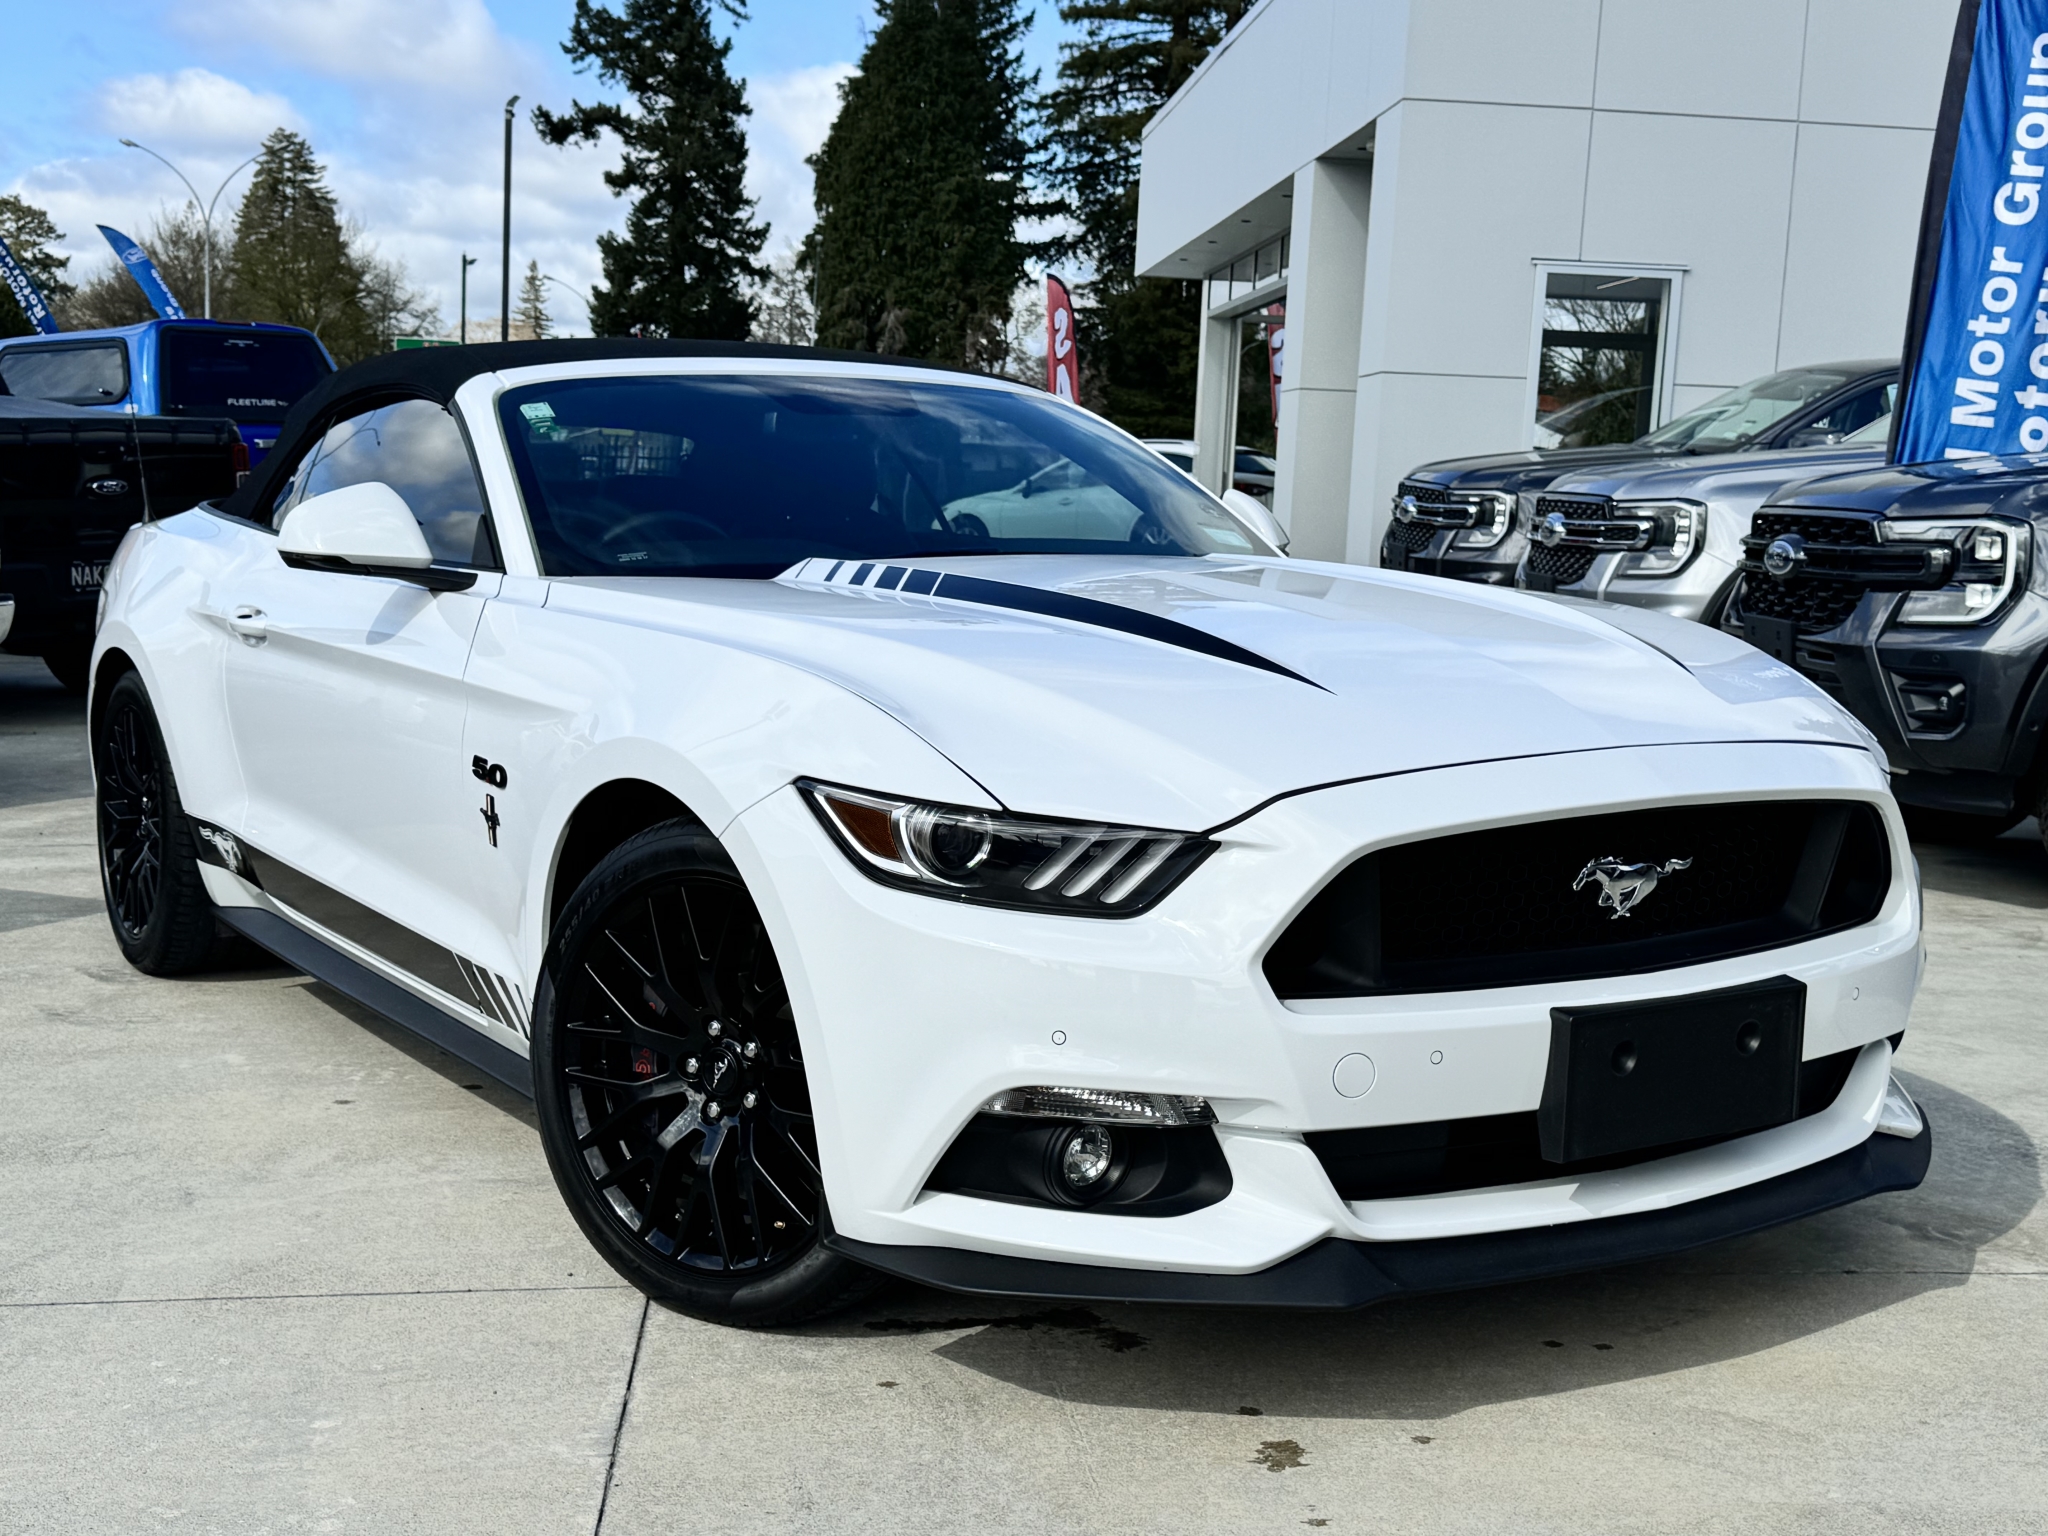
(1900, 804, 2023, 845)
(532, 820, 882, 1326)
(43, 641, 91, 695)
(95, 671, 220, 975)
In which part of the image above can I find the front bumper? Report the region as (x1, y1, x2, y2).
(1518, 547, 1738, 622)
(828, 1113, 1930, 1307)
(1728, 586, 2048, 818)
(1380, 524, 1525, 585)
(728, 740, 1922, 1285)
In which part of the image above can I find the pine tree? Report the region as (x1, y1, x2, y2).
(1042, 2, 1249, 435)
(515, 260, 555, 339)
(229, 129, 365, 352)
(536, 0, 768, 339)
(0, 195, 74, 338)
(804, 0, 1049, 370)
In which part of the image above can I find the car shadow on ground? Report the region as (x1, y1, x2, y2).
(809, 1069, 2036, 1422)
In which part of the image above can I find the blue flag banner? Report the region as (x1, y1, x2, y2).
(97, 225, 186, 321)
(0, 234, 62, 334)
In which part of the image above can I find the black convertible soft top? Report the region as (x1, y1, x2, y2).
(215, 338, 972, 523)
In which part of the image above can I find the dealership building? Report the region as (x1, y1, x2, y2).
(1136, 0, 1953, 563)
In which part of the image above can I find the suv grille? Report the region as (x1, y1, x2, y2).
(1397, 480, 1452, 507)
(1527, 542, 1598, 584)
(1534, 494, 1610, 521)
(1263, 800, 1890, 999)
(1737, 509, 1944, 634)
(1387, 517, 1437, 552)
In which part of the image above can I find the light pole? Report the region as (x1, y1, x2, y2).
(459, 254, 478, 343)
(118, 139, 259, 321)
(501, 95, 520, 343)
(541, 273, 590, 334)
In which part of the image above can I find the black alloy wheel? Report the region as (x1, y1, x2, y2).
(95, 671, 220, 974)
(533, 821, 881, 1325)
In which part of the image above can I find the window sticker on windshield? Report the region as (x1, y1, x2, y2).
(520, 401, 557, 423)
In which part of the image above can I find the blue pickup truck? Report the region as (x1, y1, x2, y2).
(0, 318, 333, 465)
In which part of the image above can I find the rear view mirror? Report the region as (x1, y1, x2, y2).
(277, 482, 475, 591)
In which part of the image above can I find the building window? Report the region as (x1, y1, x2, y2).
(1207, 234, 1289, 313)
(1531, 271, 1674, 449)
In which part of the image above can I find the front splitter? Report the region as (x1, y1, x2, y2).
(825, 1122, 1931, 1310)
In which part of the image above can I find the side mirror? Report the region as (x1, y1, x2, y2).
(277, 482, 475, 591)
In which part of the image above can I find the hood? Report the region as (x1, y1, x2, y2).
(1403, 443, 1681, 493)
(550, 555, 1877, 830)
(1546, 443, 1887, 503)
(1765, 452, 2048, 518)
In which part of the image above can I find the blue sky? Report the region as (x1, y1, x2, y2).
(3, 0, 1070, 334)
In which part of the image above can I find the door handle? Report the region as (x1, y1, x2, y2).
(227, 606, 269, 644)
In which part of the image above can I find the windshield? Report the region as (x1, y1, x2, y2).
(1637, 368, 1853, 452)
(499, 374, 1272, 578)
(160, 326, 332, 419)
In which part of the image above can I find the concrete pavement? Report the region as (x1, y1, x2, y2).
(1, 651, 2042, 1534)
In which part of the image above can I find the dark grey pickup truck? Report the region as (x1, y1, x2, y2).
(1727, 454, 2048, 843)
(0, 396, 242, 691)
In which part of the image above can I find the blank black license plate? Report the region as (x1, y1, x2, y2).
(1538, 977, 1805, 1164)
(1742, 612, 1799, 665)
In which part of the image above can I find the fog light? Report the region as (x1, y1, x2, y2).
(1058, 1125, 1115, 1189)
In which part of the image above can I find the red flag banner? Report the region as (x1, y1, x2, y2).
(1265, 303, 1286, 422)
(1046, 275, 1079, 401)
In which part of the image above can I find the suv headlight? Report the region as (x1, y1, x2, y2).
(1451, 491, 1517, 550)
(1613, 500, 1705, 577)
(801, 781, 1214, 915)
(1885, 517, 2027, 625)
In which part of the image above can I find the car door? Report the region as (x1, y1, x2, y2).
(220, 398, 504, 979)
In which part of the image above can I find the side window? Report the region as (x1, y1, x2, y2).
(1796, 381, 1896, 441)
(0, 342, 129, 405)
(272, 399, 498, 568)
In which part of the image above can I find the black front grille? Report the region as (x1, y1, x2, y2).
(1535, 494, 1611, 520)
(1398, 480, 1452, 507)
(1737, 572, 1868, 633)
(1264, 800, 1891, 999)
(1527, 542, 1597, 584)
(1387, 518, 1437, 552)
(1308, 1047, 1862, 1200)
(1751, 511, 1880, 546)
(1738, 509, 1943, 635)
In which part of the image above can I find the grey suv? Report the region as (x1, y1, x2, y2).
(1515, 411, 1894, 620)
(1727, 454, 2048, 841)
(1382, 361, 1897, 586)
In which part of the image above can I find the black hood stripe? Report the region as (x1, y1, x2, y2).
(790, 559, 1323, 688)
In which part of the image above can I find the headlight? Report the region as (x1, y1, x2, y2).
(1451, 491, 1517, 549)
(1613, 500, 1705, 576)
(1885, 517, 2027, 625)
(801, 781, 1214, 915)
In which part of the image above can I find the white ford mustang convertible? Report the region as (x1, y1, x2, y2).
(90, 341, 1930, 1325)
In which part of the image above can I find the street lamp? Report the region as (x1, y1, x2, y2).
(501, 95, 520, 343)
(460, 254, 478, 344)
(118, 139, 259, 321)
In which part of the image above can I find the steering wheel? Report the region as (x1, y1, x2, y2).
(1129, 513, 1177, 551)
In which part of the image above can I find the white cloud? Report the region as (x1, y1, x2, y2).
(97, 69, 303, 153)
(746, 62, 854, 254)
(172, 0, 526, 95)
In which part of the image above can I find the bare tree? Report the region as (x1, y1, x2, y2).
(748, 246, 816, 346)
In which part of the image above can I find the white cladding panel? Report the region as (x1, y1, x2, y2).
(1591, 0, 1809, 120)
(1581, 111, 1799, 392)
(1401, 0, 1600, 109)
(1777, 124, 1931, 368)
(1358, 99, 1592, 382)
(1800, 0, 1954, 130)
